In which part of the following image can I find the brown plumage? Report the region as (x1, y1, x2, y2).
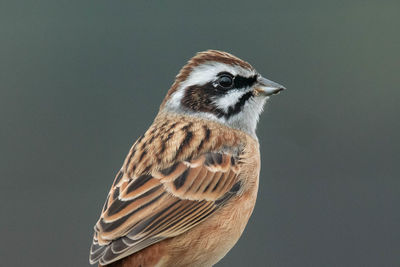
(90, 50, 285, 267)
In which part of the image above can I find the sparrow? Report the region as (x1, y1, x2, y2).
(89, 50, 285, 267)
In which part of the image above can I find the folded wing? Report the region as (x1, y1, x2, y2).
(90, 152, 242, 265)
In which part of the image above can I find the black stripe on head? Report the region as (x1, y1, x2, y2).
(216, 72, 257, 90)
(233, 75, 257, 89)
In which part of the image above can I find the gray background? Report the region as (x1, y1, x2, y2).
(1, 1, 399, 266)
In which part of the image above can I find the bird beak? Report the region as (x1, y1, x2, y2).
(253, 76, 286, 97)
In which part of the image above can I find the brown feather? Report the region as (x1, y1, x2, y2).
(91, 50, 265, 266)
(90, 112, 259, 266)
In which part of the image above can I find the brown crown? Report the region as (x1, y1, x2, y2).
(160, 50, 254, 109)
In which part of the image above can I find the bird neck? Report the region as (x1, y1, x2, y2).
(156, 109, 260, 141)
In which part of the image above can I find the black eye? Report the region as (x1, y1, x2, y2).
(218, 75, 234, 88)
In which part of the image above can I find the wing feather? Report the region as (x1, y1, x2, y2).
(90, 152, 242, 265)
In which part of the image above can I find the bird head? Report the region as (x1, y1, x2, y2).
(161, 50, 285, 137)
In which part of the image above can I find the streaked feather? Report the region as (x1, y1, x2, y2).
(90, 139, 243, 266)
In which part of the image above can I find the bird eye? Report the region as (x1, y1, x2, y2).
(218, 75, 234, 88)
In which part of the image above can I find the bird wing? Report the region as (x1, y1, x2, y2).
(90, 151, 243, 265)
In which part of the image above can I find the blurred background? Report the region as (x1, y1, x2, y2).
(1, 1, 399, 266)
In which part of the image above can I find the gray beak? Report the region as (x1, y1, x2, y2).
(254, 76, 286, 96)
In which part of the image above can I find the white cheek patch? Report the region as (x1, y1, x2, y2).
(213, 90, 248, 112)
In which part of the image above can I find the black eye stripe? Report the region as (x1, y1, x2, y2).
(233, 75, 257, 88)
(216, 72, 257, 89)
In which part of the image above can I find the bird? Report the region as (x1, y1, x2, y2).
(89, 50, 285, 267)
